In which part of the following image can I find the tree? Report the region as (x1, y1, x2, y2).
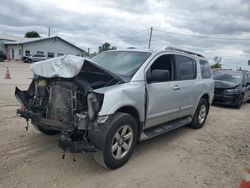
(25, 31, 41, 38)
(211, 56, 222, 69)
(98, 42, 117, 53)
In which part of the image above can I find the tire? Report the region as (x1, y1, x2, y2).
(34, 124, 60, 135)
(189, 98, 209, 129)
(236, 94, 244, 109)
(93, 112, 138, 169)
(27, 59, 32, 63)
(0, 57, 4, 62)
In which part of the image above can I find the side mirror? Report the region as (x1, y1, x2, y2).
(147, 69, 170, 83)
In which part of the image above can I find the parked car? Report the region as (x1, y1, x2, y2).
(0, 51, 7, 62)
(15, 48, 214, 169)
(24, 54, 47, 63)
(212, 69, 250, 108)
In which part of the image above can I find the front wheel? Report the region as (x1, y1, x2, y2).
(236, 94, 244, 109)
(93, 112, 138, 169)
(189, 98, 209, 129)
(27, 59, 32, 63)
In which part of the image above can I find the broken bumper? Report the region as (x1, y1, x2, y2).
(59, 134, 96, 153)
(17, 108, 100, 153)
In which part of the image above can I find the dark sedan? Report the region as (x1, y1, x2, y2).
(212, 69, 250, 108)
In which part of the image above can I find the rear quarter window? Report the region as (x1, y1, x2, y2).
(200, 60, 211, 79)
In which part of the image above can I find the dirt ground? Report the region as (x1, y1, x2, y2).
(0, 61, 249, 188)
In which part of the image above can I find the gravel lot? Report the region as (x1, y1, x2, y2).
(0, 61, 249, 188)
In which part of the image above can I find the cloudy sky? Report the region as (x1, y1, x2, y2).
(0, 0, 249, 69)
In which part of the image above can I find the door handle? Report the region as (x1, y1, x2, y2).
(173, 85, 180, 90)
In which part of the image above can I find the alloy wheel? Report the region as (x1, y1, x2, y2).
(111, 125, 133, 160)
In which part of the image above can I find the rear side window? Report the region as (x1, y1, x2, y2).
(200, 60, 211, 79)
(175, 55, 196, 80)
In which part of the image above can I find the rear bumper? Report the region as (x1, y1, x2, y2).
(213, 93, 241, 106)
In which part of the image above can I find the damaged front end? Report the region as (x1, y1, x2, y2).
(15, 55, 122, 153)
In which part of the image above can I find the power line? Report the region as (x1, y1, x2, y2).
(154, 28, 250, 41)
(115, 29, 149, 38)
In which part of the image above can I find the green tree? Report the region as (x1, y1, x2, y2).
(25, 31, 41, 38)
(211, 57, 222, 69)
(98, 42, 117, 53)
(211, 63, 222, 69)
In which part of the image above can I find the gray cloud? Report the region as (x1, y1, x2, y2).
(0, 0, 249, 69)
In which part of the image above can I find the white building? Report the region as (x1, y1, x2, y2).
(1, 35, 85, 60)
(0, 34, 26, 53)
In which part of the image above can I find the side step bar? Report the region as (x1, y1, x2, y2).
(140, 116, 192, 141)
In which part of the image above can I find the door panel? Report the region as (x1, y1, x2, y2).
(176, 80, 199, 117)
(146, 82, 180, 128)
(145, 54, 179, 128)
(175, 55, 198, 118)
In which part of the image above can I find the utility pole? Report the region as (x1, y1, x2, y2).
(48, 27, 51, 37)
(148, 27, 153, 49)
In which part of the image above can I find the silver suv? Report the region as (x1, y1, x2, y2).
(15, 48, 214, 169)
(25, 54, 47, 63)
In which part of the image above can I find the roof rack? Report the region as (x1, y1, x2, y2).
(165, 47, 204, 58)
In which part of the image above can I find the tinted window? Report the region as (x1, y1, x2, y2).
(176, 55, 196, 80)
(200, 60, 211, 79)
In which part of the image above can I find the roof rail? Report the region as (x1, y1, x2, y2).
(165, 47, 204, 58)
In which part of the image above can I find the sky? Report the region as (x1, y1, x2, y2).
(0, 0, 249, 70)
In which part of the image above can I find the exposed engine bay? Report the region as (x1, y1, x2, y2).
(15, 56, 122, 153)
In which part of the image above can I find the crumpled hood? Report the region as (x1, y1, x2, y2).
(30, 55, 122, 82)
(30, 55, 85, 78)
(214, 80, 239, 89)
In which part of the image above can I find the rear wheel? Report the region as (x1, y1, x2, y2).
(93, 112, 138, 169)
(0, 57, 4, 62)
(34, 124, 60, 135)
(189, 98, 209, 129)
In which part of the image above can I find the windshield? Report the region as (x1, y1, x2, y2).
(91, 51, 151, 81)
(213, 71, 242, 83)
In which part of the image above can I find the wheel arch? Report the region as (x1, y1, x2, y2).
(199, 93, 210, 112)
(116, 106, 144, 141)
(201, 93, 209, 103)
